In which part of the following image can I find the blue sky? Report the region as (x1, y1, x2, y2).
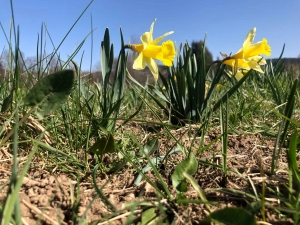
(0, 0, 299, 71)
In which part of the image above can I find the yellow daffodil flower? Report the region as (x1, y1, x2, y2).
(128, 19, 176, 80)
(221, 27, 271, 79)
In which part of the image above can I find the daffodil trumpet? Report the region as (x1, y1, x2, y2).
(124, 19, 176, 80)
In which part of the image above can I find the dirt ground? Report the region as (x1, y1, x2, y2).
(0, 121, 298, 225)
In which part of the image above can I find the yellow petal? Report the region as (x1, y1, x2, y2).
(248, 55, 267, 65)
(243, 27, 256, 50)
(235, 70, 244, 80)
(152, 31, 174, 45)
(133, 53, 146, 70)
(222, 58, 235, 67)
(258, 57, 266, 65)
(149, 19, 156, 43)
(235, 59, 252, 68)
(247, 60, 264, 73)
(145, 57, 158, 80)
(231, 49, 244, 60)
(141, 32, 151, 48)
(235, 59, 264, 73)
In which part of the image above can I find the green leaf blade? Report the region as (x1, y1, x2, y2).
(23, 69, 75, 118)
(171, 152, 198, 192)
(205, 207, 257, 225)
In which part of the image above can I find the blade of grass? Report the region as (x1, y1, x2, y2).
(220, 95, 228, 185)
(271, 79, 298, 173)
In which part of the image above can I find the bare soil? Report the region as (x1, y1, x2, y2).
(0, 121, 298, 225)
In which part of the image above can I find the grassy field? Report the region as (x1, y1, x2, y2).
(0, 2, 300, 225)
